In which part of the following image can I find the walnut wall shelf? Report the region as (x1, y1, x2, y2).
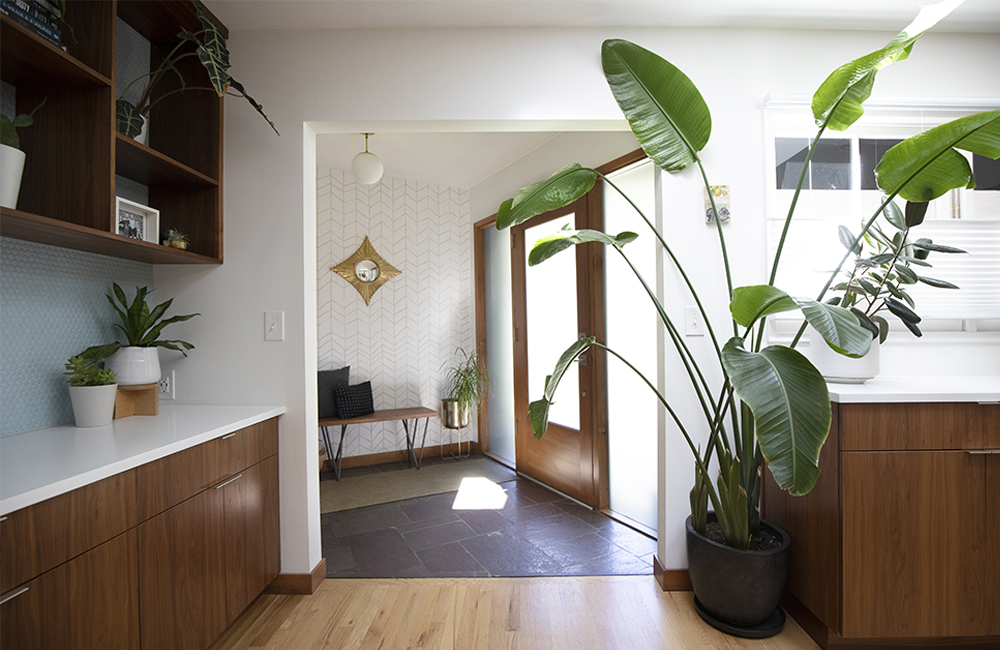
(0, 0, 226, 265)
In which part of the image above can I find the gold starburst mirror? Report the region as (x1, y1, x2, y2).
(331, 237, 401, 305)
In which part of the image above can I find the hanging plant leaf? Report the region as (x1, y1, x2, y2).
(229, 78, 280, 135)
(115, 99, 144, 139)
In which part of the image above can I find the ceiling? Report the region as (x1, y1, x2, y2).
(210, 0, 1000, 33)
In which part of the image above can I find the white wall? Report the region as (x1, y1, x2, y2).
(317, 169, 473, 454)
(154, 23, 1000, 574)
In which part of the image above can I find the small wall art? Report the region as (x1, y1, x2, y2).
(115, 197, 159, 243)
(704, 185, 731, 224)
(331, 236, 401, 306)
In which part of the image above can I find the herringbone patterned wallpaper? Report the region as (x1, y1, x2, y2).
(317, 170, 474, 457)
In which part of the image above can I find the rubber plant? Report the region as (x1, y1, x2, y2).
(495, 0, 999, 550)
(116, 5, 278, 139)
(81, 283, 200, 363)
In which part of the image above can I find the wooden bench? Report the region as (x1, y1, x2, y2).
(319, 407, 438, 480)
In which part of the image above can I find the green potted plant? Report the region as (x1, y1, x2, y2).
(495, 0, 998, 636)
(115, 5, 277, 144)
(441, 348, 490, 430)
(810, 203, 967, 382)
(64, 355, 118, 427)
(81, 283, 200, 386)
(0, 98, 45, 209)
(162, 229, 190, 250)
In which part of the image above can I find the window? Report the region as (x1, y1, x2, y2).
(764, 96, 1000, 328)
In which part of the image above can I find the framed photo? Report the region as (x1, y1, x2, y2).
(115, 197, 159, 243)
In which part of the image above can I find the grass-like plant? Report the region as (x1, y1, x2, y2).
(64, 355, 116, 387)
(443, 348, 491, 411)
(495, 0, 999, 550)
(81, 283, 200, 362)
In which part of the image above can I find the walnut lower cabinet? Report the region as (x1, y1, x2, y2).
(764, 402, 999, 648)
(0, 417, 279, 650)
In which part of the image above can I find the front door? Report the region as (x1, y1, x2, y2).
(511, 196, 604, 507)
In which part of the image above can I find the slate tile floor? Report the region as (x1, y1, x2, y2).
(321, 476, 655, 578)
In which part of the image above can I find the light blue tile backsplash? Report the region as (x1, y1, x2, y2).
(0, 238, 153, 436)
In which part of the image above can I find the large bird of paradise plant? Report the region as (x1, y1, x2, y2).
(495, 0, 999, 550)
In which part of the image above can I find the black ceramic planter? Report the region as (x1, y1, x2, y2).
(685, 513, 790, 638)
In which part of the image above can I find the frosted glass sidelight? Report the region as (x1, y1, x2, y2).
(525, 217, 580, 430)
(484, 227, 517, 464)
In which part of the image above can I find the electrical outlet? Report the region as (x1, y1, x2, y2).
(685, 306, 705, 337)
(158, 370, 175, 400)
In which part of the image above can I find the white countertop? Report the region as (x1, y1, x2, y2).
(0, 404, 285, 515)
(828, 376, 1000, 404)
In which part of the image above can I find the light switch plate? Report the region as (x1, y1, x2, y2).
(265, 311, 284, 341)
(685, 306, 705, 336)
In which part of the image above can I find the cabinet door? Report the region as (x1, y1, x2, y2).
(988, 453, 1000, 636)
(0, 529, 139, 650)
(224, 456, 281, 621)
(842, 451, 991, 638)
(139, 485, 227, 650)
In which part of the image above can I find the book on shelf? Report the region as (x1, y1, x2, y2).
(0, 0, 61, 46)
(32, 0, 61, 18)
(10, 0, 58, 29)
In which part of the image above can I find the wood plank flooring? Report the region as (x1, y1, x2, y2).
(209, 576, 820, 650)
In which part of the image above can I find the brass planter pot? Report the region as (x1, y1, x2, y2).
(440, 398, 470, 429)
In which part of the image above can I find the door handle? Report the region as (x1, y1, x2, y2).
(965, 450, 1000, 455)
(214, 474, 243, 489)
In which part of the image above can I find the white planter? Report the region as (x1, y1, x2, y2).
(806, 326, 880, 384)
(106, 346, 161, 386)
(1, 144, 26, 209)
(69, 384, 118, 427)
(135, 115, 148, 146)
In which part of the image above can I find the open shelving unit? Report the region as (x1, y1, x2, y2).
(0, 0, 226, 264)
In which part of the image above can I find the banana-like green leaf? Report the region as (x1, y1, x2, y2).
(601, 39, 711, 173)
(115, 100, 144, 139)
(876, 110, 1000, 202)
(721, 339, 831, 496)
(528, 336, 596, 437)
(529, 229, 637, 266)
(495, 164, 598, 230)
(812, 0, 962, 131)
(730, 285, 871, 357)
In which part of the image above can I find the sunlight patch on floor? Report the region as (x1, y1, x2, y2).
(452, 476, 509, 510)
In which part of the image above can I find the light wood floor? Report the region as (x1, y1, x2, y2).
(209, 576, 820, 650)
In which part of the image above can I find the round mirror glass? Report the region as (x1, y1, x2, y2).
(355, 260, 379, 282)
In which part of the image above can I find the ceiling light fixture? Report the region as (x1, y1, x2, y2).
(351, 132, 383, 185)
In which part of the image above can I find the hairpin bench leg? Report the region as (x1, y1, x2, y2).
(402, 417, 431, 469)
(321, 424, 347, 480)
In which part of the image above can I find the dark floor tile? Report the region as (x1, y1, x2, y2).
(498, 501, 565, 524)
(598, 525, 657, 558)
(547, 545, 652, 576)
(525, 531, 615, 567)
(402, 519, 477, 551)
(550, 500, 620, 532)
(329, 503, 411, 538)
(323, 545, 358, 575)
(456, 509, 514, 535)
(417, 541, 487, 573)
(504, 479, 564, 504)
(328, 568, 361, 577)
(342, 528, 421, 575)
(394, 513, 460, 535)
(461, 530, 560, 576)
(514, 511, 601, 546)
(399, 492, 459, 522)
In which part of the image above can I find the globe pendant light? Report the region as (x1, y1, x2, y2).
(351, 133, 383, 185)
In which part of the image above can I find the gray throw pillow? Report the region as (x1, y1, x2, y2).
(318, 366, 350, 419)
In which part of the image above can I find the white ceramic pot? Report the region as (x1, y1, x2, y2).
(106, 346, 161, 386)
(135, 115, 148, 146)
(806, 326, 879, 384)
(69, 384, 118, 427)
(1, 144, 26, 209)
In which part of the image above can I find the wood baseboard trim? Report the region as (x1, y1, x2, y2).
(320, 442, 483, 472)
(264, 558, 326, 595)
(652, 556, 691, 591)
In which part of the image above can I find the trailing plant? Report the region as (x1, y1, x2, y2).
(81, 283, 200, 362)
(115, 5, 277, 139)
(0, 98, 46, 150)
(64, 355, 116, 387)
(495, 0, 999, 550)
(443, 348, 491, 411)
(831, 200, 967, 342)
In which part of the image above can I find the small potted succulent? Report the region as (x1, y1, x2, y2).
(162, 229, 190, 250)
(440, 348, 490, 430)
(81, 283, 199, 386)
(0, 98, 46, 209)
(64, 355, 118, 427)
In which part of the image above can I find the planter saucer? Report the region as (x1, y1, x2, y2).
(694, 597, 785, 639)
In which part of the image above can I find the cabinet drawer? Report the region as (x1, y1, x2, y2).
(0, 529, 140, 650)
(0, 469, 137, 592)
(840, 402, 992, 451)
(136, 417, 279, 521)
